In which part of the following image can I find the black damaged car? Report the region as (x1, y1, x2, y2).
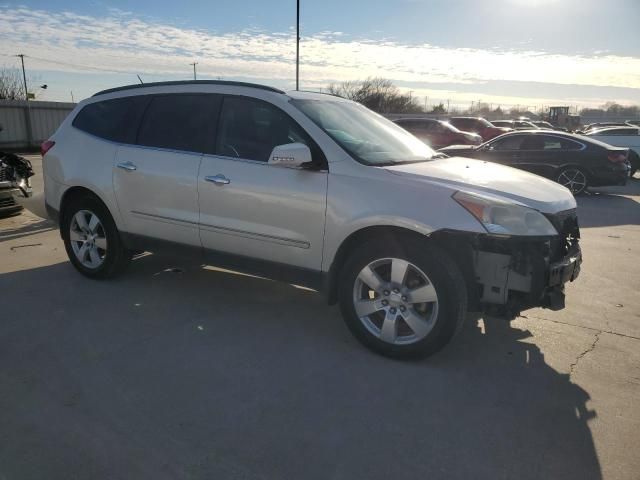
(439, 130, 630, 195)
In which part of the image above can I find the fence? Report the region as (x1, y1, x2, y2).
(0, 100, 76, 150)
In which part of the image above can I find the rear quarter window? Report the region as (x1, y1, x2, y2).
(72, 96, 148, 144)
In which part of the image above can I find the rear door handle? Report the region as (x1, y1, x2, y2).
(117, 161, 137, 171)
(205, 174, 230, 185)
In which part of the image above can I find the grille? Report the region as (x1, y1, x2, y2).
(0, 196, 17, 208)
(0, 164, 9, 182)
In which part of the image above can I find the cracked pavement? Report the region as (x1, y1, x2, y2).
(1, 156, 639, 480)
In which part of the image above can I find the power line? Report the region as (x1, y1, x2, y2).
(19, 54, 142, 76)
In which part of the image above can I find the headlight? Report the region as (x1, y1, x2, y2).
(453, 191, 558, 236)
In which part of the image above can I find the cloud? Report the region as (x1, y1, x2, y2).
(1, 6, 638, 104)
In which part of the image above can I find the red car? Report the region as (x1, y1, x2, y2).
(393, 118, 482, 149)
(448, 116, 512, 141)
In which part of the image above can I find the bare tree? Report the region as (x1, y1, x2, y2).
(0, 67, 25, 100)
(326, 77, 423, 114)
(430, 103, 446, 114)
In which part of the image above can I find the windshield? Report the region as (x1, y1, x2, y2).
(291, 99, 436, 165)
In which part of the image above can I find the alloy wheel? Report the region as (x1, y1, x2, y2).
(69, 209, 107, 268)
(558, 169, 587, 195)
(352, 258, 439, 345)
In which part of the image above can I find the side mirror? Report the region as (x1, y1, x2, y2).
(268, 143, 312, 168)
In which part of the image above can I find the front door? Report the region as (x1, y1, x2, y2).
(197, 96, 328, 271)
(476, 134, 527, 166)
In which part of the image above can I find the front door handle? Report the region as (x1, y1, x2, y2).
(117, 161, 137, 171)
(205, 174, 230, 185)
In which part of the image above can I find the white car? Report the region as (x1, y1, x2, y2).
(42, 81, 582, 358)
(584, 126, 640, 175)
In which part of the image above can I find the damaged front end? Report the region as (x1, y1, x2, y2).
(473, 209, 581, 318)
(0, 151, 34, 215)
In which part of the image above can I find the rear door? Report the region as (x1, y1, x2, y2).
(197, 95, 328, 271)
(113, 94, 218, 246)
(516, 135, 584, 177)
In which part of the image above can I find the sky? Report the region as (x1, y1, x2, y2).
(1, 0, 639, 109)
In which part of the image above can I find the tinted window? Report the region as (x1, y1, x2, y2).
(451, 118, 471, 130)
(520, 136, 545, 150)
(556, 137, 583, 150)
(72, 96, 148, 143)
(491, 135, 524, 150)
(216, 96, 323, 163)
(137, 95, 217, 152)
(520, 135, 582, 151)
(604, 128, 638, 135)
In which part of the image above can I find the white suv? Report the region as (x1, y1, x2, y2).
(42, 81, 582, 358)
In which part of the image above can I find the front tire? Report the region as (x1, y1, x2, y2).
(556, 167, 588, 195)
(61, 194, 130, 279)
(338, 237, 467, 359)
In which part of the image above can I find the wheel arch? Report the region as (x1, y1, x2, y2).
(58, 186, 115, 235)
(325, 226, 478, 307)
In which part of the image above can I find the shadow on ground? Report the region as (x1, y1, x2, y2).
(578, 179, 640, 228)
(0, 254, 601, 480)
(0, 216, 56, 242)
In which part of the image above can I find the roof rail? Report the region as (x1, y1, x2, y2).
(93, 80, 285, 97)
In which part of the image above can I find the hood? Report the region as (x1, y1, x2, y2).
(385, 157, 576, 214)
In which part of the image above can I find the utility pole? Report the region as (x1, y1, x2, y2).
(190, 62, 198, 80)
(16, 54, 28, 101)
(296, 0, 300, 90)
(70, 91, 75, 103)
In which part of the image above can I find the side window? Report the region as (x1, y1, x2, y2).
(491, 135, 524, 150)
(558, 138, 583, 150)
(455, 119, 472, 131)
(137, 95, 217, 153)
(72, 96, 148, 143)
(429, 122, 445, 133)
(608, 128, 636, 135)
(520, 136, 545, 150)
(397, 121, 419, 133)
(216, 96, 324, 164)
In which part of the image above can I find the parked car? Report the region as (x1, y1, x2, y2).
(491, 120, 538, 130)
(578, 122, 628, 134)
(531, 121, 555, 130)
(439, 130, 630, 195)
(447, 116, 511, 141)
(582, 126, 640, 176)
(392, 118, 482, 149)
(43, 80, 582, 358)
(0, 149, 34, 217)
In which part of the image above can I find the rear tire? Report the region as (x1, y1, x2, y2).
(61, 194, 131, 279)
(556, 167, 589, 195)
(338, 236, 467, 359)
